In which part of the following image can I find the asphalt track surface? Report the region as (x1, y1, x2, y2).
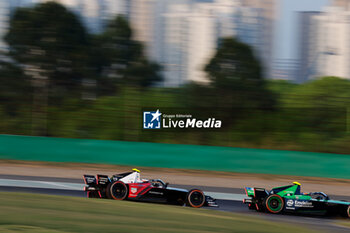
(0, 174, 349, 233)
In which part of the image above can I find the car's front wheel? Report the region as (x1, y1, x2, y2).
(187, 189, 205, 208)
(109, 181, 128, 200)
(346, 205, 350, 218)
(265, 194, 284, 214)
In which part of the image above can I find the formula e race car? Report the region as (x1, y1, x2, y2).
(243, 182, 350, 217)
(83, 169, 217, 208)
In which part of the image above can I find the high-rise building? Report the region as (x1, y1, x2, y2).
(300, 6, 350, 80)
(187, 1, 267, 84)
(313, 7, 350, 79)
(105, 0, 130, 19)
(186, 2, 216, 84)
(156, 2, 216, 86)
(241, 0, 277, 79)
(272, 59, 299, 81)
(0, 0, 10, 50)
(129, 0, 276, 86)
(297, 11, 321, 83)
(332, 0, 350, 9)
(39, 0, 121, 33)
(161, 4, 191, 86)
(129, 0, 159, 60)
(129, 0, 184, 61)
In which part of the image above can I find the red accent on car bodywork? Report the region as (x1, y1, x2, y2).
(95, 175, 100, 197)
(96, 175, 99, 185)
(128, 183, 152, 198)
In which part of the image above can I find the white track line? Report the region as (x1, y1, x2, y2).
(0, 178, 245, 201)
(205, 192, 245, 201)
(0, 179, 82, 190)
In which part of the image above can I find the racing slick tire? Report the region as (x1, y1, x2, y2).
(186, 189, 205, 208)
(347, 205, 350, 218)
(265, 194, 284, 214)
(106, 183, 113, 199)
(109, 181, 128, 200)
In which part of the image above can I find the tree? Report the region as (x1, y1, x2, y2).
(195, 38, 276, 127)
(5, 2, 90, 102)
(94, 15, 162, 93)
(205, 38, 274, 107)
(206, 38, 262, 85)
(282, 77, 350, 135)
(0, 61, 32, 115)
(124, 59, 162, 88)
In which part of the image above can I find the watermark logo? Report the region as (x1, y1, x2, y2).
(143, 109, 162, 129)
(143, 109, 222, 130)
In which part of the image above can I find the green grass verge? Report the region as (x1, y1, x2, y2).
(0, 193, 315, 233)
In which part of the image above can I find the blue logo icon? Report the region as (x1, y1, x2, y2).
(143, 110, 162, 129)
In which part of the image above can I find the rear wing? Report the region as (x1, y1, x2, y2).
(96, 174, 110, 185)
(245, 187, 255, 197)
(83, 175, 96, 185)
(245, 187, 269, 199)
(83, 174, 111, 186)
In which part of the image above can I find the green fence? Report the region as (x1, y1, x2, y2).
(0, 135, 349, 179)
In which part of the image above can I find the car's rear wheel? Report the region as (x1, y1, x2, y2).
(187, 189, 205, 208)
(109, 181, 128, 200)
(105, 183, 113, 199)
(346, 205, 350, 218)
(265, 194, 284, 214)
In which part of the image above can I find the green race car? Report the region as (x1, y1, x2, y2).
(243, 182, 350, 217)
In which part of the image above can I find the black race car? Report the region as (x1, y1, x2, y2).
(83, 169, 217, 208)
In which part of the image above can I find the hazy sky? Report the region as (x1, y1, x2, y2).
(275, 0, 329, 60)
